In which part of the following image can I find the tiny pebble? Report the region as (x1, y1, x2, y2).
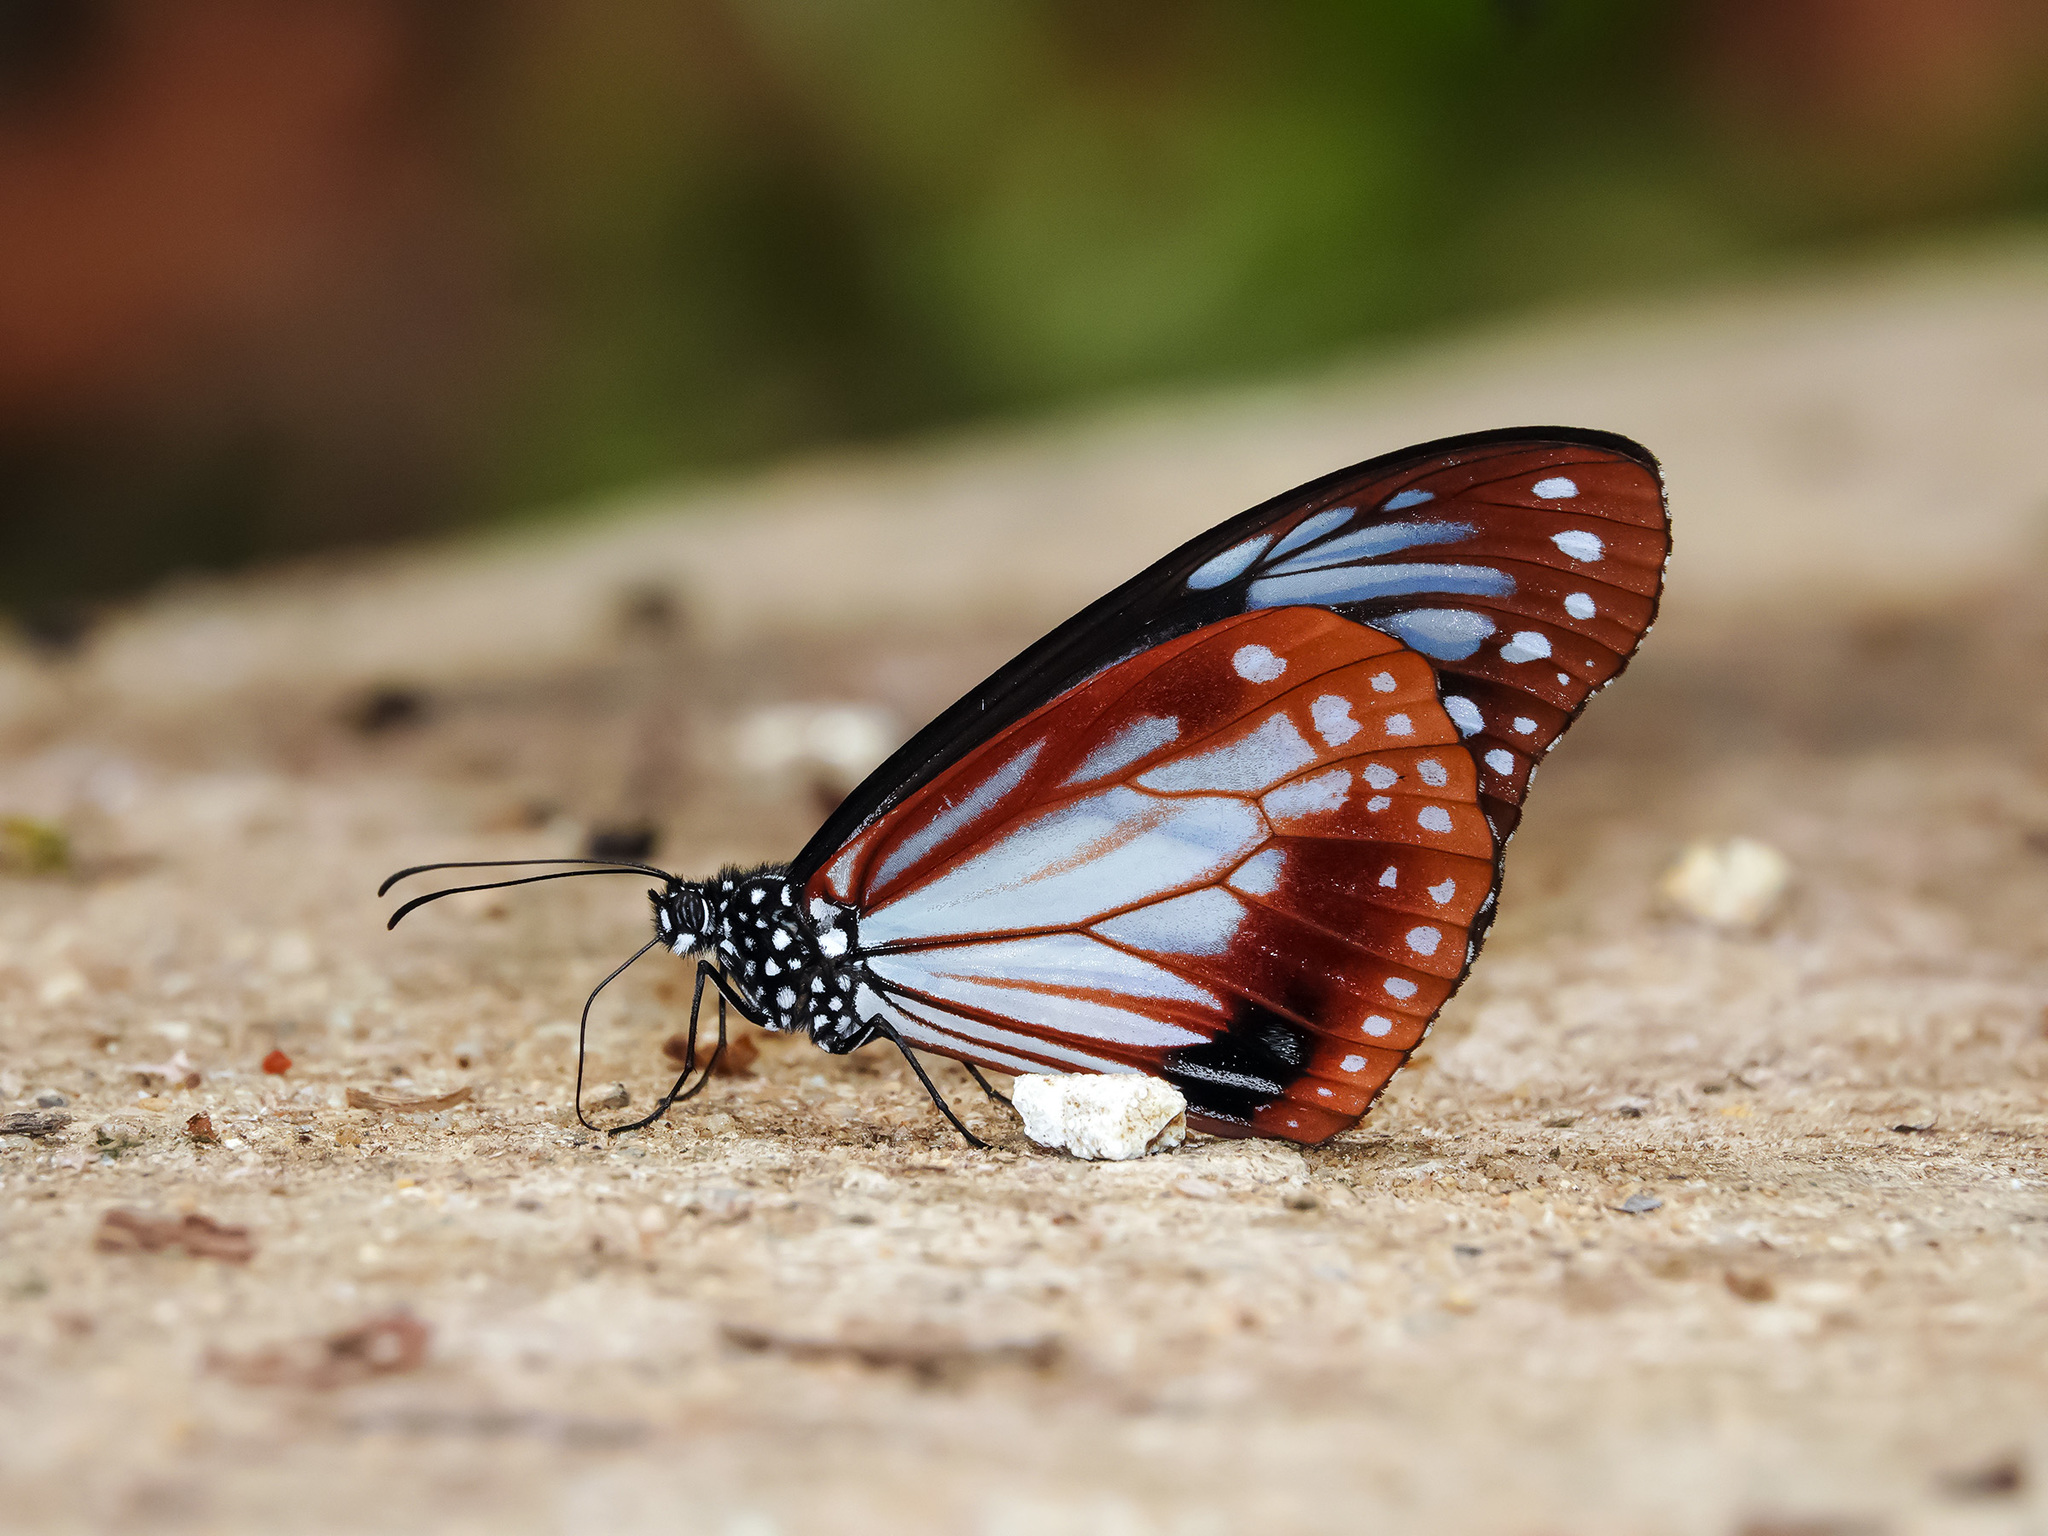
(1660, 836, 1791, 929)
(1618, 1192, 1664, 1214)
(587, 1082, 630, 1112)
(262, 1049, 292, 1075)
(35, 1092, 67, 1108)
(1012, 1074, 1186, 1160)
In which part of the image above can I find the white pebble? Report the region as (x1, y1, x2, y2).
(1660, 837, 1791, 929)
(1011, 1074, 1187, 1160)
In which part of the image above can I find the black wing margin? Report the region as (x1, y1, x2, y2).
(792, 425, 1669, 885)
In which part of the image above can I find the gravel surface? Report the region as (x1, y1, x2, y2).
(2, 246, 2047, 1535)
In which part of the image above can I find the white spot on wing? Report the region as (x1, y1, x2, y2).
(1363, 1015, 1394, 1037)
(1564, 592, 1597, 620)
(1444, 696, 1483, 737)
(818, 928, 848, 958)
(1382, 488, 1433, 511)
(1376, 608, 1497, 661)
(1232, 644, 1287, 683)
(1228, 847, 1286, 896)
(1500, 630, 1552, 664)
(1378, 865, 1397, 888)
(1417, 758, 1447, 787)
(1361, 763, 1397, 792)
(872, 738, 1045, 890)
(1311, 695, 1360, 746)
(1268, 506, 1354, 559)
(1093, 887, 1248, 957)
(1370, 671, 1397, 693)
(1250, 563, 1512, 610)
(1187, 534, 1273, 590)
(1267, 519, 1473, 574)
(1417, 805, 1453, 833)
(1384, 977, 1418, 999)
(1341, 1053, 1367, 1071)
(1262, 768, 1349, 820)
(1406, 925, 1442, 956)
(1065, 714, 1180, 786)
(1533, 476, 1578, 499)
(1428, 878, 1456, 904)
(1139, 713, 1317, 793)
(1512, 716, 1536, 735)
(1484, 748, 1515, 775)
(1385, 713, 1413, 736)
(1366, 795, 1391, 813)
(1552, 529, 1604, 562)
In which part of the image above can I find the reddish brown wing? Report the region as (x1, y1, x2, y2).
(1269, 445, 1666, 837)
(808, 607, 1493, 1143)
(793, 429, 1668, 884)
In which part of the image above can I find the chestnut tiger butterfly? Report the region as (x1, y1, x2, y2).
(383, 427, 1669, 1146)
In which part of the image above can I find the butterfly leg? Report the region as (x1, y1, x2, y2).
(962, 1063, 1016, 1114)
(594, 959, 755, 1135)
(872, 1026, 988, 1149)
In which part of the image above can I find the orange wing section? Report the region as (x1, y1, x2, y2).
(809, 606, 1497, 1144)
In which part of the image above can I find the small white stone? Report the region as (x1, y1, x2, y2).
(1011, 1074, 1188, 1161)
(1660, 837, 1792, 930)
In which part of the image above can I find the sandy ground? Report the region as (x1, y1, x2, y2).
(3, 243, 2048, 1535)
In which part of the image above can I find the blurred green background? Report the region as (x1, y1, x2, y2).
(2, 0, 2044, 617)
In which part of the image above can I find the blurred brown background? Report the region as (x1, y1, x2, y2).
(3, 0, 2045, 618)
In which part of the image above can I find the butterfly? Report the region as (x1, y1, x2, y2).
(382, 426, 1669, 1146)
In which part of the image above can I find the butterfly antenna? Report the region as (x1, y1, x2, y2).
(379, 859, 678, 930)
(572, 937, 665, 1134)
(379, 856, 674, 899)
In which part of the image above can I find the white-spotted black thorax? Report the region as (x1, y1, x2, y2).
(651, 866, 870, 1050)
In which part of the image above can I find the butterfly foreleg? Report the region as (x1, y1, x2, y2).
(868, 1025, 989, 1150)
(598, 959, 756, 1136)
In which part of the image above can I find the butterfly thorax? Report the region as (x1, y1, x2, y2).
(651, 866, 870, 1052)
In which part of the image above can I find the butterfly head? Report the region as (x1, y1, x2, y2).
(651, 880, 718, 956)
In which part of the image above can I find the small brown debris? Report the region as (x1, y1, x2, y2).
(185, 1113, 218, 1144)
(1939, 1451, 2025, 1499)
(0, 1110, 70, 1138)
(345, 684, 430, 734)
(261, 1049, 292, 1075)
(345, 1086, 472, 1115)
(210, 1311, 430, 1389)
(720, 1322, 1058, 1386)
(1725, 1268, 1776, 1302)
(584, 823, 659, 862)
(662, 1031, 758, 1076)
(334, 1126, 363, 1147)
(96, 1209, 255, 1264)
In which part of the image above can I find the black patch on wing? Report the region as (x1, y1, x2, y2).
(1158, 1006, 1312, 1123)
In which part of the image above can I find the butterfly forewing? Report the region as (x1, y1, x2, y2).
(795, 429, 1668, 879)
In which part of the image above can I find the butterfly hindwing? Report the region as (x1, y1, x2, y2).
(809, 606, 1498, 1141)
